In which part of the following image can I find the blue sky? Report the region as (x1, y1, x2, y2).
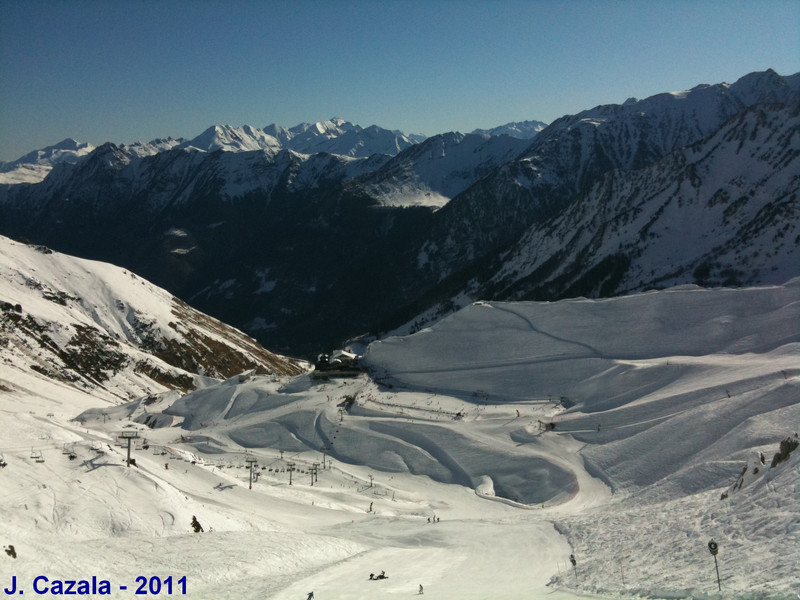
(1, 0, 798, 161)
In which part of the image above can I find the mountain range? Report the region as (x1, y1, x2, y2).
(0, 69, 797, 357)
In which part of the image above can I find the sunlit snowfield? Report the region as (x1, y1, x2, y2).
(1, 281, 798, 599)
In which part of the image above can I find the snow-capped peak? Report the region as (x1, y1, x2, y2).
(179, 125, 281, 153)
(0, 138, 96, 184)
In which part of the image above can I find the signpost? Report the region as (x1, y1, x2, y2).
(708, 540, 721, 591)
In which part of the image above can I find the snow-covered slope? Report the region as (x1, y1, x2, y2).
(0, 236, 305, 408)
(352, 132, 530, 207)
(0, 138, 95, 184)
(1, 279, 796, 599)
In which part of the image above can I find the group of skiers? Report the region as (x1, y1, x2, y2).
(369, 570, 388, 580)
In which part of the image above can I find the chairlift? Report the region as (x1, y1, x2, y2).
(62, 443, 71, 455)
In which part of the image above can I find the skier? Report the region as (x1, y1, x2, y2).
(191, 515, 204, 533)
(306, 592, 314, 600)
(4, 545, 16, 559)
(419, 583, 424, 594)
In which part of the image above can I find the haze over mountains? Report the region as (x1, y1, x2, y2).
(0, 69, 797, 357)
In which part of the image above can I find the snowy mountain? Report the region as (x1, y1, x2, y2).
(350, 132, 530, 207)
(471, 118, 548, 138)
(1, 279, 796, 598)
(477, 101, 800, 301)
(264, 117, 423, 157)
(0, 236, 305, 407)
(0, 119, 423, 186)
(0, 69, 797, 356)
(179, 125, 282, 153)
(0, 138, 95, 184)
(414, 69, 800, 283)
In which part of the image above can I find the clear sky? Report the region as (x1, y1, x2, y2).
(1, 0, 798, 162)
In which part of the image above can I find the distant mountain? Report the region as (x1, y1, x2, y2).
(350, 132, 530, 207)
(479, 102, 800, 302)
(0, 70, 797, 356)
(471, 119, 548, 139)
(412, 69, 800, 286)
(180, 125, 281, 153)
(264, 117, 422, 158)
(0, 138, 95, 184)
(0, 236, 306, 403)
(0, 119, 426, 185)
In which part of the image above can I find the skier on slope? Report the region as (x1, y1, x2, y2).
(191, 515, 204, 533)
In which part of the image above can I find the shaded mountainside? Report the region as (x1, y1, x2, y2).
(477, 102, 800, 302)
(413, 69, 800, 281)
(0, 70, 798, 356)
(0, 237, 305, 404)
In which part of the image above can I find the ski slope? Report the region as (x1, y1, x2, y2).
(0, 281, 798, 599)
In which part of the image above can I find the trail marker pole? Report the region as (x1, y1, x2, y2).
(118, 431, 139, 467)
(708, 540, 721, 591)
(569, 554, 577, 583)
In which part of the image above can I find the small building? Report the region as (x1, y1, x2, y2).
(312, 349, 361, 378)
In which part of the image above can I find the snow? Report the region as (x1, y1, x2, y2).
(1, 265, 798, 598)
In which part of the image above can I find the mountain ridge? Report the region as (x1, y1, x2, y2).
(0, 69, 797, 356)
(0, 236, 306, 405)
